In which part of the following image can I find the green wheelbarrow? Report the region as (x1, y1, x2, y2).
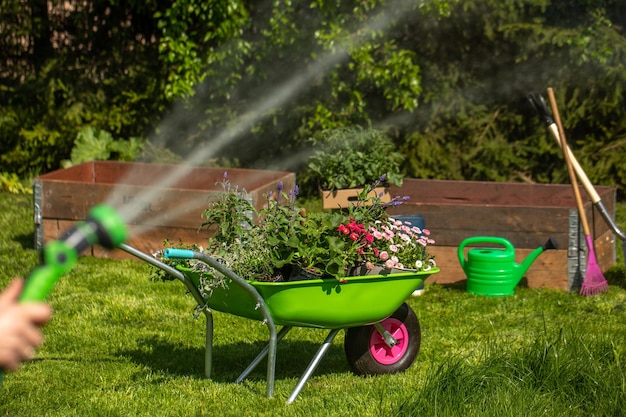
(121, 244, 438, 404)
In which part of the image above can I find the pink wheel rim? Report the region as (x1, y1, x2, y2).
(369, 317, 409, 365)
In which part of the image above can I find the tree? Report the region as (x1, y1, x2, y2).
(1, 0, 625, 197)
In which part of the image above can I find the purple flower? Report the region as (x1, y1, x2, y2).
(379, 174, 387, 182)
(277, 181, 284, 192)
(223, 171, 228, 180)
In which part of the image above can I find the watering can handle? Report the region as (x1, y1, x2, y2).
(457, 236, 515, 269)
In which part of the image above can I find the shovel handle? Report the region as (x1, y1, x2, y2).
(547, 88, 591, 236)
(528, 92, 601, 203)
(546, 124, 601, 203)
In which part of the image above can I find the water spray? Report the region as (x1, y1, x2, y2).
(1, 204, 127, 382)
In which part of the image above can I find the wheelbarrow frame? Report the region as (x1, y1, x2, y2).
(120, 243, 433, 403)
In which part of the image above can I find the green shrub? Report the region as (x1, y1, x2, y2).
(0, 172, 31, 194)
(62, 127, 145, 168)
(306, 126, 404, 191)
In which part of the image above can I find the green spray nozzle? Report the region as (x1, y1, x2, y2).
(19, 204, 128, 302)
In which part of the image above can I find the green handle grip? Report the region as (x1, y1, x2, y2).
(20, 241, 79, 302)
(163, 248, 195, 259)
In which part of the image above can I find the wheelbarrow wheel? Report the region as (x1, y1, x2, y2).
(344, 303, 420, 375)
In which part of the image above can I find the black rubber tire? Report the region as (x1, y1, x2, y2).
(344, 303, 421, 375)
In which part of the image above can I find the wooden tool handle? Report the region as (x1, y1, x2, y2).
(547, 88, 591, 236)
(546, 123, 602, 203)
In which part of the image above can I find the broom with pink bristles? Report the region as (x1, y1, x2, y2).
(547, 88, 609, 296)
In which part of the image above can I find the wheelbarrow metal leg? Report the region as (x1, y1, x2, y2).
(205, 309, 213, 379)
(237, 326, 292, 384)
(287, 328, 341, 404)
(120, 244, 219, 379)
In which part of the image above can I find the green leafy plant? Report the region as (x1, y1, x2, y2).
(62, 127, 145, 168)
(307, 126, 404, 191)
(158, 173, 433, 287)
(197, 173, 277, 283)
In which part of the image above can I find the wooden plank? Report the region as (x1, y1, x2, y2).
(93, 225, 211, 259)
(43, 219, 212, 260)
(37, 161, 296, 192)
(389, 179, 614, 207)
(388, 205, 570, 247)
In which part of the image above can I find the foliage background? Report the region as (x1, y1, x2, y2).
(1, 0, 625, 196)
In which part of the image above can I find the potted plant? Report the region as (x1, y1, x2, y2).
(153, 173, 436, 294)
(306, 126, 404, 209)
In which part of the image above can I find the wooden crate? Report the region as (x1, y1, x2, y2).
(320, 187, 391, 209)
(33, 161, 296, 259)
(387, 179, 617, 291)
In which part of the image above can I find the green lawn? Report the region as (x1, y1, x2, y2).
(0, 193, 625, 416)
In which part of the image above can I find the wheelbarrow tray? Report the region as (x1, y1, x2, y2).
(183, 267, 439, 329)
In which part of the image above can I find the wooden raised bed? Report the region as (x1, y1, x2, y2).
(387, 179, 617, 291)
(33, 161, 296, 259)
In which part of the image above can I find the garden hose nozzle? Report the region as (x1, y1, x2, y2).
(19, 204, 128, 302)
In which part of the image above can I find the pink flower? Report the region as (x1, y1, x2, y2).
(379, 251, 389, 261)
(385, 259, 396, 269)
(389, 244, 398, 253)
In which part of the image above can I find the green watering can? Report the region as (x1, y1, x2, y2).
(458, 236, 558, 296)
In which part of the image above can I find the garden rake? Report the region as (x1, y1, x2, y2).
(547, 88, 608, 296)
(528, 91, 626, 264)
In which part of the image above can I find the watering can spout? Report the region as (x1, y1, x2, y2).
(515, 236, 558, 285)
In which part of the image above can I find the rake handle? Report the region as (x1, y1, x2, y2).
(546, 88, 591, 237)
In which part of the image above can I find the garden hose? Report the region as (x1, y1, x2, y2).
(1, 204, 128, 382)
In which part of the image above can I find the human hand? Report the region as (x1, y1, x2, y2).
(0, 279, 53, 371)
